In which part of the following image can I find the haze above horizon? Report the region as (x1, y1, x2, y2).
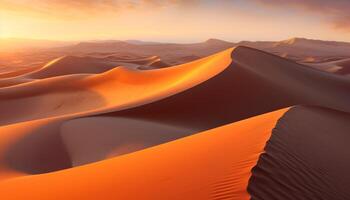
(1, 0, 350, 42)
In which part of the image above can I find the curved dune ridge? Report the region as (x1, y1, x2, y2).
(0, 49, 232, 125)
(0, 46, 349, 199)
(0, 108, 288, 199)
(307, 58, 350, 75)
(0, 54, 165, 88)
(249, 106, 350, 199)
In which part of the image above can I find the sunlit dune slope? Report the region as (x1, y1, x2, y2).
(0, 55, 164, 88)
(0, 46, 348, 160)
(0, 49, 232, 125)
(25, 55, 165, 79)
(0, 116, 193, 177)
(26, 56, 120, 79)
(0, 46, 349, 129)
(0, 77, 32, 88)
(0, 46, 349, 200)
(0, 108, 288, 200)
(111, 46, 350, 131)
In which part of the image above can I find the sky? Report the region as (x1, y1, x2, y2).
(1, 0, 350, 42)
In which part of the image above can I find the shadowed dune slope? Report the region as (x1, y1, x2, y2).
(0, 116, 193, 176)
(307, 58, 350, 75)
(0, 49, 232, 125)
(0, 119, 72, 176)
(0, 66, 41, 79)
(109, 46, 350, 131)
(0, 46, 349, 174)
(337, 59, 350, 74)
(0, 108, 288, 200)
(0, 46, 349, 199)
(239, 38, 350, 62)
(248, 106, 350, 199)
(1, 46, 348, 127)
(60, 117, 193, 167)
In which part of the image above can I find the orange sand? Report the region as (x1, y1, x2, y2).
(0, 44, 348, 200)
(0, 108, 288, 200)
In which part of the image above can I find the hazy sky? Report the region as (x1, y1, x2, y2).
(1, 0, 350, 42)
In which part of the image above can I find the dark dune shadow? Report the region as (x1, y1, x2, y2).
(4, 122, 72, 174)
(248, 106, 350, 199)
(105, 48, 297, 131)
(0, 86, 107, 126)
(337, 60, 350, 75)
(60, 116, 193, 166)
(3, 116, 193, 174)
(4, 47, 350, 175)
(106, 47, 350, 131)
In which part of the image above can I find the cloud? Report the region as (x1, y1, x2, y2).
(254, 0, 350, 31)
(0, 0, 198, 19)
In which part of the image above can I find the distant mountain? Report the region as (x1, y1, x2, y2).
(68, 41, 135, 52)
(53, 38, 236, 65)
(4, 37, 350, 67)
(204, 38, 233, 45)
(238, 37, 350, 62)
(38, 37, 350, 64)
(124, 40, 162, 45)
(276, 37, 350, 47)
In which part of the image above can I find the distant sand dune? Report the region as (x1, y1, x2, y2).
(0, 55, 166, 88)
(307, 58, 350, 75)
(0, 46, 349, 199)
(0, 49, 231, 125)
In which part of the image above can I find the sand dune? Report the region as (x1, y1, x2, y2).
(0, 108, 288, 199)
(0, 48, 231, 125)
(1, 46, 348, 126)
(0, 55, 163, 84)
(48, 38, 234, 66)
(112, 46, 350, 131)
(0, 46, 349, 199)
(249, 106, 350, 199)
(306, 58, 350, 75)
(0, 66, 41, 79)
(239, 37, 350, 62)
(3, 37, 350, 75)
(26, 56, 120, 79)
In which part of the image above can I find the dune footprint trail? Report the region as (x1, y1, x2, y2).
(0, 46, 349, 199)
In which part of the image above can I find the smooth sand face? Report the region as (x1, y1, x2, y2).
(0, 48, 233, 178)
(0, 108, 288, 200)
(306, 58, 350, 75)
(0, 48, 232, 125)
(60, 117, 193, 167)
(249, 106, 350, 200)
(0, 45, 349, 199)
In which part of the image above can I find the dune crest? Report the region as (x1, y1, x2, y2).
(0, 48, 232, 125)
(249, 106, 350, 199)
(0, 108, 288, 200)
(0, 46, 349, 199)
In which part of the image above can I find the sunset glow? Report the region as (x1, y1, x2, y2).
(0, 1, 350, 200)
(1, 0, 350, 42)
